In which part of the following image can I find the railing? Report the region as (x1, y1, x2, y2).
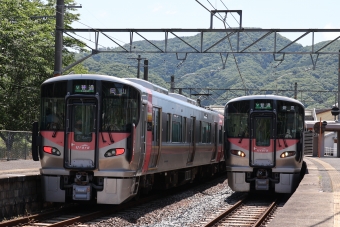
(325, 147, 337, 156)
(0, 130, 32, 160)
(303, 131, 314, 155)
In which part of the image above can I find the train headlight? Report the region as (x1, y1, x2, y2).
(230, 150, 246, 157)
(280, 151, 296, 158)
(43, 146, 61, 156)
(104, 148, 125, 157)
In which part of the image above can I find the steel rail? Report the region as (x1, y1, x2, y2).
(203, 197, 247, 227)
(252, 199, 278, 227)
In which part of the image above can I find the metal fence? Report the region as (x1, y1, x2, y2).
(325, 147, 337, 156)
(0, 130, 32, 160)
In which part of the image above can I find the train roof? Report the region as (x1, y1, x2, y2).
(42, 74, 128, 84)
(205, 105, 225, 114)
(42, 74, 206, 109)
(124, 78, 168, 95)
(226, 95, 304, 106)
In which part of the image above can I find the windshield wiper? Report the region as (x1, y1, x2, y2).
(100, 131, 106, 143)
(107, 125, 115, 143)
(281, 136, 288, 147)
(238, 131, 246, 143)
(52, 123, 59, 138)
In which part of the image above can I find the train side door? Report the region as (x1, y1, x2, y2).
(64, 97, 98, 169)
(249, 113, 275, 167)
(148, 107, 161, 169)
(187, 116, 196, 164)
(211, 122, 218, 161)
(136, 104, 147, 174)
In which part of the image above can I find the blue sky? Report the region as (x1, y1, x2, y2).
(71, 0, 340, 48)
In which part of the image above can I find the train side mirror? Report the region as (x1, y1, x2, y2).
(331, 107, 339, 116)
(32, 121, 40, 161)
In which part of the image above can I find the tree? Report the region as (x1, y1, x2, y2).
(0, 0, 86, 156)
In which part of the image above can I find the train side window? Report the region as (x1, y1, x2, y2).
(199, 121, 202, 143)
(172, 114, 182, 143)
(219, 126, 222, 144)
(201, 121, 211, 143)
(183, 117, 187, 142)
(166, 113, 171, 142)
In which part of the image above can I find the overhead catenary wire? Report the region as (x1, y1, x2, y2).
(56, 4, 154, 71)
(218, 0, 241, 26)
(54, 5, 134, 51)
(211, 0, 270, 70)
(200, 0, 247, 91)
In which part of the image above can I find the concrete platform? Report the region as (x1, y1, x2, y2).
(268, 156, 340, 227)
(2, 157, 340, 226)
(0, 159, 40, 178)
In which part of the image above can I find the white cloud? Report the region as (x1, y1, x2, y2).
(98, 11, 108, 18)
(153, 4, 163, 12)
(166, 10, 177, 15)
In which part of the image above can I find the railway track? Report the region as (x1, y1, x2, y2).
(0, 193, 161, 227)
(201, 194, 279, 227)
(0, 175, 228, 227)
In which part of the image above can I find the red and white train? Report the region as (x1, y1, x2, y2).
(32, 74, 225, 204)
(224, 95, 305, 193)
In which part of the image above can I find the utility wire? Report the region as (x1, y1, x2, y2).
(217, 1, 270, 68)
(202, 0, 247, 91)
(206, 0, 232, 28)
(56, 5, 153, 68)
(219, 0, 240, 25)
(55, 6, 133, 51)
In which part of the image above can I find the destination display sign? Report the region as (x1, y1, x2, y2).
(255, 101, 272, 110)
(74, 84, 95, 93)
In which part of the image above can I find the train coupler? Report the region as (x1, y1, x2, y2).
(255, 169, 269, 190)
(73, 185, 91, 200)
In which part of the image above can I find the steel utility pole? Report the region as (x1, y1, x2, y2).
(143, 59, 148, 81)
(128, 55, 146, 78)
(54, 0, 64, 76)
(337, 50, 340, 157)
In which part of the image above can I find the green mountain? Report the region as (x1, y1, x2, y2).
(78, 31, 340, 109)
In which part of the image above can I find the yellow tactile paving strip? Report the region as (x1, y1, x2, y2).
(312, 158, 340, 227)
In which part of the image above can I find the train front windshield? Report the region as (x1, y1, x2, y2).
(101, 81, 140, 132)
(225, 100, 250, 138)
(40, 80, 140, 132)
(225, 99, 304, 139)
(276, 101, 304, 139)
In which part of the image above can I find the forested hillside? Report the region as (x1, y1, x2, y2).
(78, 31, 340, 109)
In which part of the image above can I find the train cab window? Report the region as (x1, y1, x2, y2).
(277, 101, 304, 139)
(255, 117, 271, 146)
(41, 81, 67, 130)
(73, 105, 94, 142)
(101, 82, 140, 132)
(225, 100, 250, 138)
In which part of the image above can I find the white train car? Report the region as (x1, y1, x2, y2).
(224, 95, 305, 193)
(32, 74, 225, 204)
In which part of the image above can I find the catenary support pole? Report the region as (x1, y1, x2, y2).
(337, 50, 340, 157)
(143, 60, 148, 81)
(54, 0, 64, 76)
